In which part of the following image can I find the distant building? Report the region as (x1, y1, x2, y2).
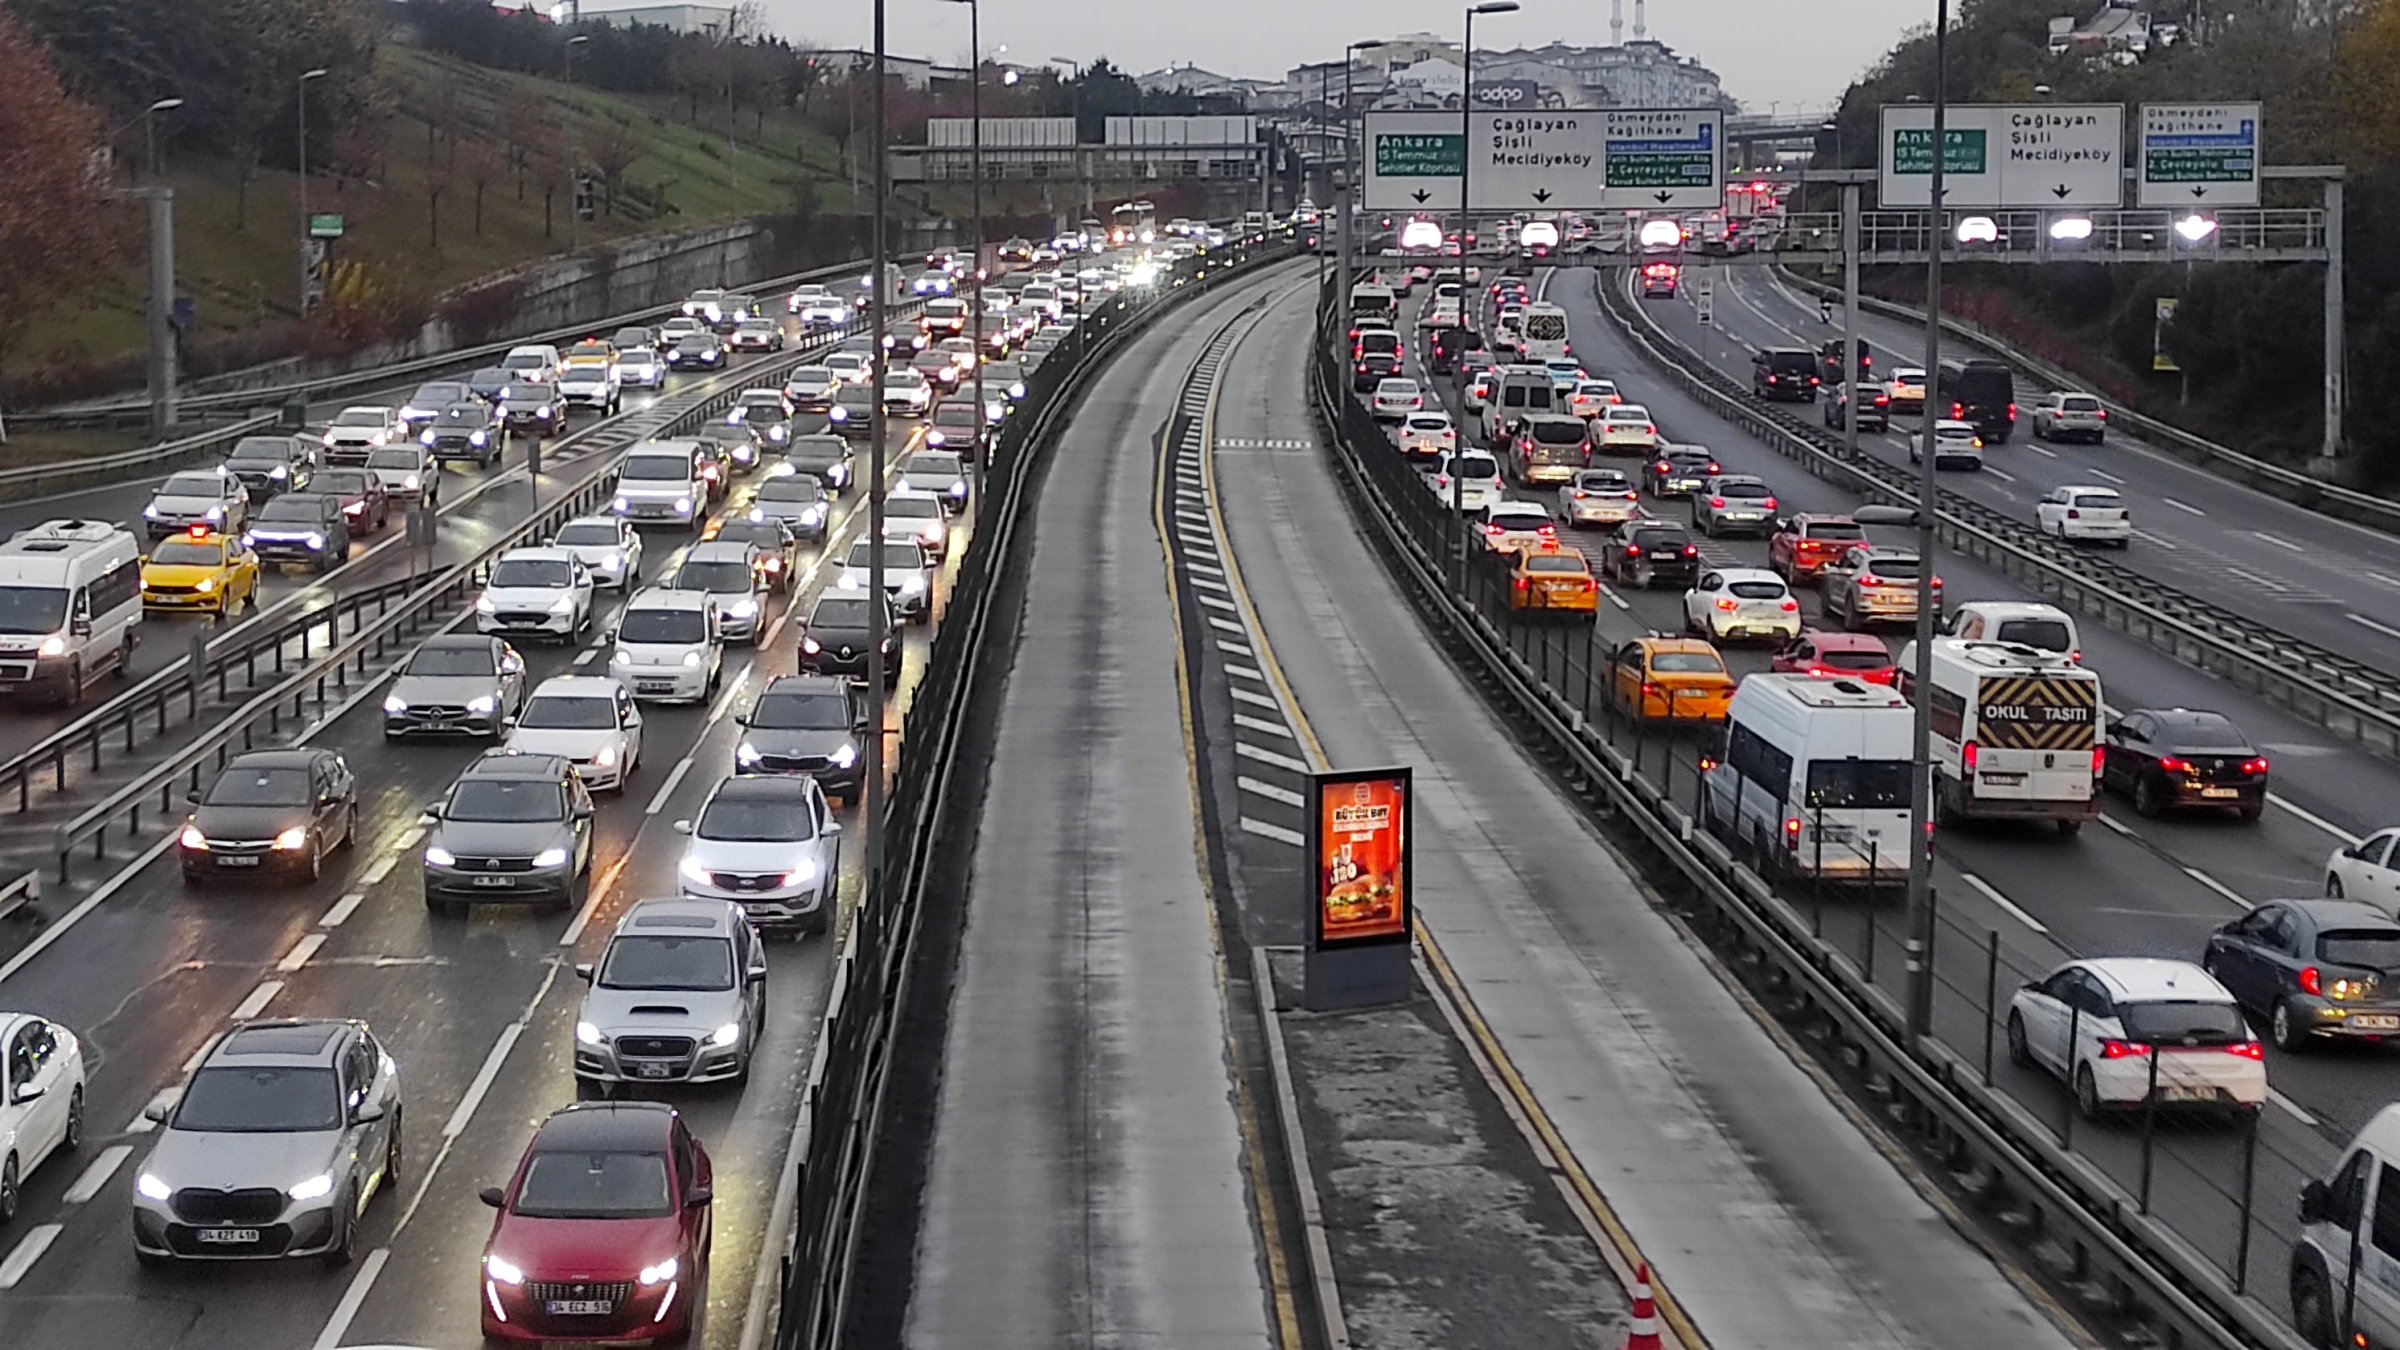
(579, 2, 735, 36)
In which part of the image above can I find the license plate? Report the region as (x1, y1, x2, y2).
(634, 1063, 673, 1079)
(547, 1300, 614, 1316)
(194, 1228, 259, 1244)
(2354, 1014, 2400, 1031)
(2201, 787, 2239, 799)
(471, 875, 515, 888)
(219, 856, 260, 868)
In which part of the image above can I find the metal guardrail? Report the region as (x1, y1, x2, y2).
(1307, 290, 2309, 1350)
(769, 233, 1302, 1350)
(1773, 266, 2400, 534)
(1592, 271, 2400, 763)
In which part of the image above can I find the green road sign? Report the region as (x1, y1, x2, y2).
(1889, 129, 1987, 176)
(308, 213, 345, 239)
(1374, 133, 1463, 178)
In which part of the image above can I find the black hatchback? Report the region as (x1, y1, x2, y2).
(2202, 899, 2400, 1051)
(2100, 708, 2268, 820)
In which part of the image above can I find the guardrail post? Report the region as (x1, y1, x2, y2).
(1982, 929, 2000, 1085)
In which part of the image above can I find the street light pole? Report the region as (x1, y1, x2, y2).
(296, 68, 327, 315)
(865, 0, 890, 865)
(1454, 2, 1519, 588)
(1904, 0, 1951, 1046)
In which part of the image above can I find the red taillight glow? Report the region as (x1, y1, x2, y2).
(2099, 1039, 2153, 1059)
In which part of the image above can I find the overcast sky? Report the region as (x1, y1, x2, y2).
(759, 0, 1931, 111)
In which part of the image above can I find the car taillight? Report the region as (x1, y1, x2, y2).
(2225, 1041, 2265, 1060)
(2242, 756, 2270, 775)
(2098, 1040, 2152, 1059)
(1962, 741, 1979, 774)
(2158, 756, 2192, 774)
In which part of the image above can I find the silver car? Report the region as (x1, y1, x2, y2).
(383, 634, 527, 739)
(574, 898, 768, 1092)
(133, 1018, 401, 1266)
(675, 773, 842, 933)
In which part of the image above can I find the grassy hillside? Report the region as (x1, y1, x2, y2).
(17, 41, 872, 389)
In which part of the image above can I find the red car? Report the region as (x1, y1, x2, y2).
(479, 1102, 713, 1345)
(1770, 629, 1897, 684)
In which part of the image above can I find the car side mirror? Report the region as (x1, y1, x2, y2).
(574, 962, 594, 982)
(685, 1186, 713, 1209)
(480, 1186, 507, 1210)
(2301, 1179, 2330, 1224)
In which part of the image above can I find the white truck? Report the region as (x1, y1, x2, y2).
(1897, 637, 2102, 835)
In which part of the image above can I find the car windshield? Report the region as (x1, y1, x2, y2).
(1650, 651, 1723, 674)
(517, 696, 617, 730)
(514, 1151, 674, 1220)
(1728, 581, 1785, 599)
(160, 473, 227, 497)
(1807, 759, 1911, 808)
(601, 934, 735, 991)
(2320, 931, 2400, 971)
(699, 796, 816, 842)
(672, 561, 753, 593)
(150, 541, 223, 566)
(256, 498, 324, 522)
(620, 608, 708, 644)
(447, 779, 566, 823)
(812, 597, 872, 628)
(406, 645, 496, 677)
(555, 523, 622, 547)
(173, 1066, 341, 1133)
(2117, 999, 2248, 1045)
(621, 455, 692, 481)
(206, 766, 310, 805)
(491, 559, 574, 588)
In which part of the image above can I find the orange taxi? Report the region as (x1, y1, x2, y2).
(1607, 636, 1735, 723)
(1506, 542, 1598, 619)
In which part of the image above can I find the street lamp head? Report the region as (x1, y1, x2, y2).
(150, 97, 185, 113)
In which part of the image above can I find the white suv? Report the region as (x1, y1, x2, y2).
(610, 587, 723, 703)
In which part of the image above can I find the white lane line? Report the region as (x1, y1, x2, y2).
(2097, 814, 2136, 837)
(62, 1145, 132, 1205)
(1240, 817, 1306, 847)
(646, 756, 697, 816)
(706, 660, 754, 724)
(1227, 686, 1283, 710)
(360, 853, 398, 888)
(2253, 532, 2305, 553)
(2271, 794, 2360, 846)
(1238, 776, 1306, 807)
(443, 1023, 526, 1137)
(1236, 742, 1312, 773)
(277, 933, 329, 973)
(2272, 1091, 2320, 1127)
(320, 892, 367, 928)
(2027, 445, 2058, 459)
(1983, 466, 2017, 483)
(2161, 497, 2205, 516)
(2089, 469, 2126, 484)
(1224, 663, 1267, 680)
(0, 1224, 61, 1289)
(1960, 872, 2048, 935)
(2183, 866, 2253, 910)
(1233, 713, 1296, 740)
(2349, 612, 2400, 643)
(311, 1247, 392, 1350)
(129, 1086, 180, 1134)
(230, 980, 284, 1020)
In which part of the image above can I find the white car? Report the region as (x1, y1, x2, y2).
(549, 515, 644, 591)
(1911, 419, 1985, 470)
(1596, 404, 1659, 453)
(504, 675, 644, 792)
(882, 368, 934, 416)
(609, 587, 722, 703)
(1480, 501, 1556, 554)
(0, 1012, 86, 1215)
(2035, 485, 2131, 547)
(615, 347, 666, 389)
(2327, 829, 2400, 912)
(1682, 567, 1801, 644)
(1427, 450, 1504, 515)
(1397, 412, 1457, 461)
(1558, 468, 1642, 528)
(879, 490, 950, 561)
(321, 406, 404, 464)
(476, 547, 596, 643)
(1370, 378, 1423, 421)
(2005, 958, 2265, 1121)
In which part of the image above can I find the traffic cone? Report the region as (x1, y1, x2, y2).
(1623, 1261, 1662, 1350)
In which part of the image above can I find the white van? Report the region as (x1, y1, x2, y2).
(1701, 674, 1912, 882)
(2292, 1104, 2400, 1347)
(0, 520, 144, 702)
(1945, 601, 2083, 664)
(609, 587, 723, 703)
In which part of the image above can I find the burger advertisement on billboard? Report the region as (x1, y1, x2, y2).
(1308, 767, 1412, 949)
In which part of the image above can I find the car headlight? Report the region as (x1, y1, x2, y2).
(531, 846, 569, 869)
(593, 745, 618, 767)
(424, 845, 457, 866)
(831, 742, 857, 769)
(179, 824, 209, 851)
(287, 1172, 336, 1202)
(476, 596, 498, 614)
(640, 1256, 680, 1286)
(272, 826, 309, 851)
(730, 598, 758, 618)
(138, 1172, 173, 1201)
(485, 1254, 526, 1286)
(547, 595, 575, 616)
(707, 1023, 741, 1049)
(679, 856, 713, 885)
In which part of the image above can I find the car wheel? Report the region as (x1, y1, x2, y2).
(2005, 1012, 2033, 1069)
(2293, 1266, 2337, 1349)
(2133, 775, 2165, 819)
(2073, 1063, 2103, 1121)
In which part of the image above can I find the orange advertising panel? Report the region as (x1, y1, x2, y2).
(1310, 768, 1412, 948)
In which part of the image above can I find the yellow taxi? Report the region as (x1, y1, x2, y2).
(141, 525, 261, 618)
(1506, 542, 1598, 619)
(1607, 636, 1734, 723)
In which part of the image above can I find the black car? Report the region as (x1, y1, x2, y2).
(177, 748, 358, 885)
(222, 436, 316, 501)
(735, 674, 869, 799)
(1600, 520, 1700, 589)
(244, 493, 351, 571)
(495, 381, 566, 438)
(1645, 446, 1722, 498)
(311, 467, 391, 534)
(2202, 899, 2400, 1051)
(424, 401, 501, 467)
(1822, 382, 1890, 433)
(799, 592, 900, 687)
(2100, 708, 2268, 820)
(782, 434, 856, 492)
(1751, 348, 1820, 402)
